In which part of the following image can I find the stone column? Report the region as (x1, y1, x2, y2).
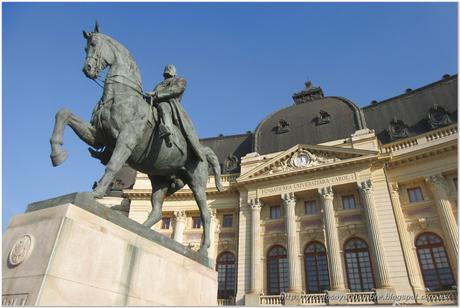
(209, 209, 219, 260)
(173, 210, 187, 244)
(249, 198, 262, 294)
(425, 175, 458, 265)
(318, 186, 346, 292)
(388, 183, 425, 302)
(282, 192, 302, 293)
(358, 180, 392, 288)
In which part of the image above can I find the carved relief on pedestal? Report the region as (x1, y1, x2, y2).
(8, 235, 34, 267)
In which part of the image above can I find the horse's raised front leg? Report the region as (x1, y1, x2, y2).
(50, 108, 100, 166)
(142, 176, 169, 228)
(92, 128, 137, 198)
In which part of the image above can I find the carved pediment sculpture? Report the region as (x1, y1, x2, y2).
(239, 144, 378, 181)
(427, 104, 452, 129)
(264, 149, 341, 176)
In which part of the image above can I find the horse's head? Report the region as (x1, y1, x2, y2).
(82, 22, 113, 79)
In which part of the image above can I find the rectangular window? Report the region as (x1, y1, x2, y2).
(342, 195, 357, 209)
(304, 200, 317, 215)
(161, 217, 171, 229)
(407, 187, 424, 203)
(222, 214, 233, 228)
(192, 216, 201, 229)
(270, 206, 281, 219)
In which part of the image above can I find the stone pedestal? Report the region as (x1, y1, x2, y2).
(2, 193, 217, 306)
(375, 287, 397, 304)
(244, 293, 260, 306)
(326, 290, 347, 305)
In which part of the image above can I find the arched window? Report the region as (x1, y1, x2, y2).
(217, 252, 236, 299)
(415, 233, 455, 291)
(344, 238, 375, 292)
(267, 245, 289, 295)
(304, 242, 330, 293)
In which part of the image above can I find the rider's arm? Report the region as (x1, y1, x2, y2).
(156, 78, 186, 100)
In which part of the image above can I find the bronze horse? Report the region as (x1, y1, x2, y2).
(50, 23, 223, 256)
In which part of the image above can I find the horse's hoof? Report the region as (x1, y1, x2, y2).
(50, 149, 68, 167)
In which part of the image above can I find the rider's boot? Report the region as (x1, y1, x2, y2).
(159, 110, 174, 147)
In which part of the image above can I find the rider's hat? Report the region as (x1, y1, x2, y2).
(163, 64, 176, 78)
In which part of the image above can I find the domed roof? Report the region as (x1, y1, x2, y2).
(254, 82, 367, 155)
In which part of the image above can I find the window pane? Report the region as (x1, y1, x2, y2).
(161, 217, 170, 229)
(223, 214, 233, 227)
(270, 206, 281, 219)
(408, 187, 423, 203)
(217, 252, 236, 299)
(304, 242, 330, 293)
(192, 217, 201, 228)
(267, 246, 289, 295)
(342, 195, 356, 209)
(344, 239, 375, 292)
(305, 200, 317, 215)
(416, 233, 455, 291)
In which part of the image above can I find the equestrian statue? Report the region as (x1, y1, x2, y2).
(49, 22, 224, 256)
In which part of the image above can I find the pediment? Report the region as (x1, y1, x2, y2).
(238, 144, 378, 181)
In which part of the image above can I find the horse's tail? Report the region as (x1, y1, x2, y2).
(203, 146, 224, 192)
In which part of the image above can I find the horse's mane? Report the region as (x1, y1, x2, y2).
(99, 33, 143, 89)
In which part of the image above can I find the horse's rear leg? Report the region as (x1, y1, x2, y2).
(50, 108, 100, 166)
(188, 162, 211, 257)
(143, 176, 169, 228)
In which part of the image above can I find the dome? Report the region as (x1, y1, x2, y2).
(254, 82, 367, 154)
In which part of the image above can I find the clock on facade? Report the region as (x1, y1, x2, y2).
(293, 153, 310, 167)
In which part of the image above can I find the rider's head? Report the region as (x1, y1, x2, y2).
(163, 64, 176, 79)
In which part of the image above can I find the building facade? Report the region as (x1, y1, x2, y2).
(101, 75, 458, 305)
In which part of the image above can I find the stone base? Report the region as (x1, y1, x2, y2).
(375, 287, 397, 304)
(3, 193, 217, 306)
(326, 290, 348, 305)
(245, 293, 261, 306)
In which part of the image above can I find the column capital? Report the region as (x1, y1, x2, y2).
(249, 198, 262, 211)
(389, 182, 399, 193)
(282, 192, 296, 207)
(173, 210, 187, 223)
(425, 174, 447, 186)
(358, 179, 373, 193)
(318, 186, 334, 200)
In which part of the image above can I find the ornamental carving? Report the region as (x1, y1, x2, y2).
(282, 192, 296, 207)
(223, 154, 239, 172)
(274, 119, 290, 134)
(315, 110, 331, 126)
(407, 217, 437, 233)
(249, 198, 262, 210)
(267, 150, 341, 175)
(358, 179, 373, 193)
(388, 117, 409, 140)
(318, 186, 334, 200)
(8, 235, 34, 267)
(173, 210, 187, 223)
(427, 104, 452, 129)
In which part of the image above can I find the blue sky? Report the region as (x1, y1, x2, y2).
(3, 2, 458, 229)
